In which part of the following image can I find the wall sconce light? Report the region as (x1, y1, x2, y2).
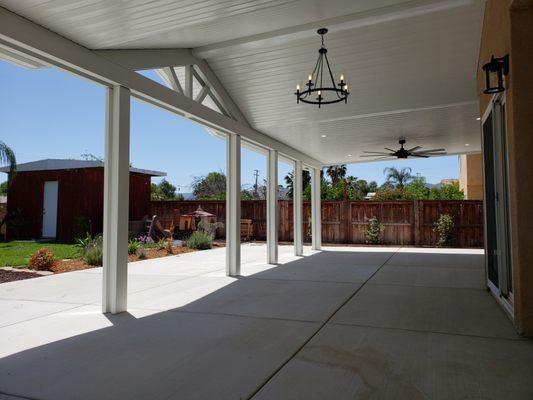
(482, 54, 509, 94)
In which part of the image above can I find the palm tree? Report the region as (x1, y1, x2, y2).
(284, 170, 311, 199)
(326, 164, 347, 184)
(383, 166, 413, 189)
(0, 141, 16, 185)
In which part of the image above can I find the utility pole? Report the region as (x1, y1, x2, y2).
(253, 169, 260, 199)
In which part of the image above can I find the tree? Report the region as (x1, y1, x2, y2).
(192, 171, 226, 200)
(383, 166, 414, 189)
(284, 170, 311, 199)
(429, 182, 464, 200)
(325, 165, 347, 184)
(0, 181, 7, 196)
(403, 176, 430, 200)
(372, 187, 404, 201)
(0, 141, 16, 187)
(151, 179, 177, 200)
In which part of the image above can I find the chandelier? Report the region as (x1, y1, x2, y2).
(295, 28, 349, 108)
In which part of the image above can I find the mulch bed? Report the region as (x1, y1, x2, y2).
(1, 243, 223, 282)
(127, 246, 196, 262)
(0, 269, 40, 283)
(49, 246, 200, 274)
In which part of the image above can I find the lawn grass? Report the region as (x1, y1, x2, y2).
(0, 241, 82, 267)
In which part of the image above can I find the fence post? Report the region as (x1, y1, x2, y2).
(341, 201, 351, 244)
(413, 200, 420, 246)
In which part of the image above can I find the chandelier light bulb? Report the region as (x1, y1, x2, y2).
(308, 74, 312, 81)
(318, 90, 321, 96)
(340, 74, 344, 81)
(296, 84, 300, 91)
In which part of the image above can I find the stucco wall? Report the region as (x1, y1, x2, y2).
(478, 0, 533, 335)
(459, 153, 483, 200)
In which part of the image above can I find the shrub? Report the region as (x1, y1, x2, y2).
(365, 217, 384, 245)
(84, 244, 103, 266)
(137, 235, 155, 248)
(197, 220, 223, 239)
(434, 213, 454, 247)
(136, 247, 147, 260)
(156, 238, 167, 250)
(128, 239, 140, 255)
(83, 235, 103, 266)
(75, 233, 93, 249)
(28, 247, 55, 271)
(165, 239, 173, 255)
(187, 230, 213, 250)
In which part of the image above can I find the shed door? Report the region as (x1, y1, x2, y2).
(42, 181, 59, 238)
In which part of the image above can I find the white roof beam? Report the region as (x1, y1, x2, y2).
(194, 0, 476, 58)
(0, 7, 321, 168)
(193, 59, 251, 127)
(94, 49, 198, 70)
(160, 67, 183, 94)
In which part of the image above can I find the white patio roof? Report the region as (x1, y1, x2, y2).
(0, 0, 484, 166)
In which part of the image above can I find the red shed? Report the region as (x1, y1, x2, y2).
(1, 159, 165, 242)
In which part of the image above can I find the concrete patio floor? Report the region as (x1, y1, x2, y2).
(0, 244, 532, 400)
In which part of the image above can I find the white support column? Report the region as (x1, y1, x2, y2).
(102, 85, 130, 314)
(311, 167, 322, 251)
(267, 149, 279, 264)
(293, 160, 303, 256)
(226, 134, 241, 276)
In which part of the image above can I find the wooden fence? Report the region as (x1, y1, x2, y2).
(150, 200, 484, 248)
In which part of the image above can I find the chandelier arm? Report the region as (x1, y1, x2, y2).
(323, 53, 341, 99)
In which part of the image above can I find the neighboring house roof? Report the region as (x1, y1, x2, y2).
(0, 159, 166, 177)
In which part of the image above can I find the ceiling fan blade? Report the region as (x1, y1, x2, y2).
(413, 148, 445, 153)
(407, 146, 421, 152)
(373, 156, 396, 161)
(415, 152, 447, 156)
(384, 148, 397, 152)
(360, 154, 392, 157)
(410, 154, 429, 158)
(362, 151, 392, 155)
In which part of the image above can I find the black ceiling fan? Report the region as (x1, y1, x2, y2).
(360, 139, 446, 160)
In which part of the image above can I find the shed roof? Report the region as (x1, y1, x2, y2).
(0, 159, 166, 177)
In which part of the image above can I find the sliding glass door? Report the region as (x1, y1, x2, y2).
(482, 95, 513, 306)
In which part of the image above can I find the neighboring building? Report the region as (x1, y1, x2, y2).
(459, 153, 484, 200)
(440, 178, 459, 186)
(0, 159, 165, 242)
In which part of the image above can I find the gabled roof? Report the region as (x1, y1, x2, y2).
(0, 159, 166, 177)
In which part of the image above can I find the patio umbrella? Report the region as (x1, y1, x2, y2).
(182, 206, 215, 218)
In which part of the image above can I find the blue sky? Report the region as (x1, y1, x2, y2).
(0, 60, 458, 191)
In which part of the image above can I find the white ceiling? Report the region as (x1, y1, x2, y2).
(0, 0, 485, 165)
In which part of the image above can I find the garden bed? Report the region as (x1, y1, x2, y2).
(0, 269, 41, 283)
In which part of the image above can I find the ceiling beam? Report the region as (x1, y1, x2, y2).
(194, 0, 476, 58)
(0, 6, 322, 168)
(194, 59, 251, 127)
(94, 49, 198, 70)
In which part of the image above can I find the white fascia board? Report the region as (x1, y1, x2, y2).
(0, 7, 321, 168)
